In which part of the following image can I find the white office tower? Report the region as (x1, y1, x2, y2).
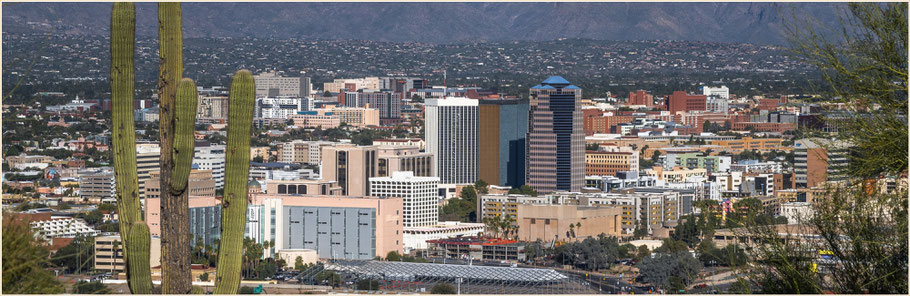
(193, 144, 226, 189)
(370, 171, 440, 227)
(255, 96, 312, 119)
(425, 97, 478, 185)
(702, 85, 730, 100)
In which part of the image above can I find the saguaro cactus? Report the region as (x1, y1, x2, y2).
(157, 2, 194, 294)
(214, 70, 255, 294)
(110, 2, 152, 294)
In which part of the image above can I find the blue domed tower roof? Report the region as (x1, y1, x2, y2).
(541, 76, 571, 87)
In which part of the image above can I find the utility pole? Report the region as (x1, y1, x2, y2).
(456, 277, 462, 295)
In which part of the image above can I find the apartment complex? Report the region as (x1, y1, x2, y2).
(278, 140, 336, 165)
(526, 76, 584, 193)
(584, 146, 639, 176)
(425, 97, 478, 185)
(664, 152, 732, 173)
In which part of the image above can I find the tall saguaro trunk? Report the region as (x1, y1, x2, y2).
(158, 2, 193, 294)
(214, 70, 255, 294)
(110, 3, 152, 293)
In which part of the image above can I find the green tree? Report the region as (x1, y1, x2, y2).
(637, 251, 702, 291)
(315, 271, 342, 287)
(654, 238, 689, 254)
(671, 214, 701, 248)
(50, 234, 94, 274)
(651, 151, 662, 163)
(199, 272, 209, 282)
(294, 256, 304, 270)
(2, 215, 65, 294)
(72, 281, 112, 294)
(474, 179, 489, 194)
(385, 251, 402, 261)
(79, 209, 104, 226)
(786, 2, 907, 178)
(431, 283, 456, 294)
(518, 185, 538, 197)
(459, 185, 477, 203)
(356, 279, 380, 290)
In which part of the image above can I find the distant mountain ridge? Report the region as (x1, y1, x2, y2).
(2, 2, 842, 44)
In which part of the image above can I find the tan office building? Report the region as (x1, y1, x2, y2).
(584, 146, 639, 176)
(516, 204, 623, 242)
(95, 235, 162, 272)
(144, 169, 216, 199)
(321, 144, 434, 196)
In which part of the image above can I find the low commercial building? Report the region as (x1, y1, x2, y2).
(477, 194, 573, 221)
(781, 202, 814, 224)
(277, 249, 319, 268)
(584, 172, 658, 193)
(95, 235, 162, 272)
(646, 166, 707, 183)
(707, 137, 788, 153)
(144, 169, 216, 199)
(516, 204, 624, 242)
(374, 138, 425, 151)
(664, 152, 731, 173)
(402, 221, 485, 254)
(321, 144, 434, 196)
(291, 112, 341, 129)
(426, 237, 526, 262)
(78, 167, 115, 199)
(264, 179, 343, 196)
(248, 194, 404, 260)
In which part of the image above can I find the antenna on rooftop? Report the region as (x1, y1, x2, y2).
(443, 66, 448, 98)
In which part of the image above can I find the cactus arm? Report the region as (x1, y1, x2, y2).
(213, 70, 255, 294)
(158, 2, 193, 294)
(110, 3, 152, 294)
(126, 222, 153, 293)
(170, 78, 198, 192)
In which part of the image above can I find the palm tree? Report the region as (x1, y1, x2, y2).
(575, 222, 582, 240)
(569, 223, 576, 241)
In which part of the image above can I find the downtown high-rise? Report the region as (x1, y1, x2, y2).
(479, 98, 529, 188)
(526, 76, 584, 193)
(425, 97, 478, 185)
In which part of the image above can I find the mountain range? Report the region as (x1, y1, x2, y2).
(2, 2, 842, 45)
